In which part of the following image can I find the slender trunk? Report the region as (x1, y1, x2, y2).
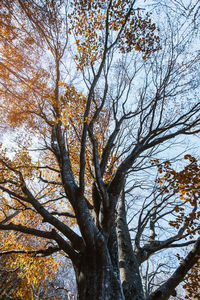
(117, 190, 144, 300)
(73, 243, 124, 300)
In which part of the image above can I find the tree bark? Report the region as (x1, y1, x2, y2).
(147, 237, 200, 300)
(117, 190, 145, 300)
(73, 243, 125, 300)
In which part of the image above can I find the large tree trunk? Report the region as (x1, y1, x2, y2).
(73, 243, 125, 300)
(117, 190, 145, 300)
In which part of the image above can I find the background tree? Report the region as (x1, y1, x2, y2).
(0, 0, 200, 299)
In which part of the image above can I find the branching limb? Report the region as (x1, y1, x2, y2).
(0, 223, 77, 261)
(0, 246, 60, 257)
(147, 237, 200, 300)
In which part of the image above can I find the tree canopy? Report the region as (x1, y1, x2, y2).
(0, 0, 200, 299)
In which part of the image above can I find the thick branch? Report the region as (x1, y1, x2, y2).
(21, 183, 84, 251)
(0, 178, 84, 251)
(0, 222, 55, 239)
(88, 126, 109, 209)
(51, 122, 78, 200)
(51, 211, 76, 218)
(0, 223, 77, 261)
(147, 237, 200, 300)
(100, 118, 123, 175)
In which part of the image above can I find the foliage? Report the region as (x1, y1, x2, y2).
(184, 261, 200, 299)
(69, 0, 160, 69)
(154, 155, 200, 298)
(154, 155, 200, 237)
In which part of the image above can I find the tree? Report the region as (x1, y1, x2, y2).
(0, 0, 200, 299)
